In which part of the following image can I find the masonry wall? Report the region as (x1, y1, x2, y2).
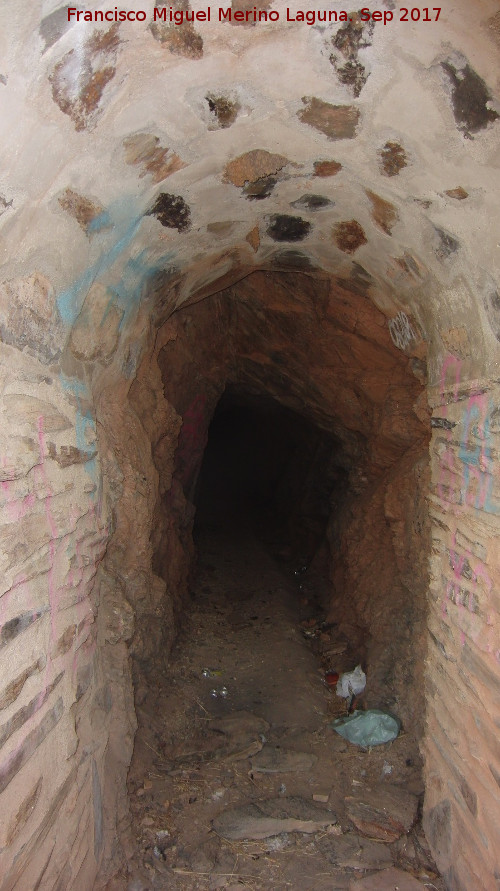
(424, 366, 500, 889)
(0, 341, 114, 890)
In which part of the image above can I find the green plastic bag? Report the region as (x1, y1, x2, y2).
(331, 709, 400, 747)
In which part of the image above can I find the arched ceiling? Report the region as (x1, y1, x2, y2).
(1, 0, 500, 380)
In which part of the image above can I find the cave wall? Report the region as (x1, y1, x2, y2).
(146, 270, 431, 734)
(0, 0, 500, 887)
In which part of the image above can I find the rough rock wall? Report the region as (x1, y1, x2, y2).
(327, 446, 431, 734)
(144, 270, 431, 731)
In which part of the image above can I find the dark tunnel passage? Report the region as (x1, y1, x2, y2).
(193, 391, 346, 566)
(112, 269, 435, 888)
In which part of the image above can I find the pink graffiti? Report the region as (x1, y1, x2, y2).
(437, 356, 462, 504)
(436, 356, 499, 515)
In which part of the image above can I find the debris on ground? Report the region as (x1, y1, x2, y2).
(332, 709, 401, 747)
(345, 783, 419, 842)
(105, 528, 443, 891)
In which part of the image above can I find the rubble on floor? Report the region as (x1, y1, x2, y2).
(106, 530, 442, 890)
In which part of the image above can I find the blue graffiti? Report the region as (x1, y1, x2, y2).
(56, 214, 143, 325)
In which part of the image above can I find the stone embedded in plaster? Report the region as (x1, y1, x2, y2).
(298, 97, 360, 139)
(223, 150, 290, 187)
(333, 219, 367, 253)
(58, 188, 109, 235)
(246, 226, 260, 252)
(49, 25, 119, 131)
(230, 0, 272, 26)
(445, 187, 468, 200)
(291, 194, 333, 212)
(69, 283, 124, 364)
(150, 0, 203, 59)
(147, 192, 191, 231)
(313, 160, 342, 177)
(123, 133, 185, 184)
(433, 226, 460, 261)
(267, 214, 311, 242)
(442, 60, 499, 137)
(365, 189, 398, 235)
(379, 141, 408, 176)
(329, 14, 374, 97)
(206, 93, 240, 128)
(242, 176, 277, 200)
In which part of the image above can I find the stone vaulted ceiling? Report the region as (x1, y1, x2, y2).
(1, 0, 500, 383)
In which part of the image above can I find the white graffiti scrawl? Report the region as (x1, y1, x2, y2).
(388, 310, 416, 351)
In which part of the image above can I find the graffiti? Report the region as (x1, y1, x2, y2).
(436, 356, 499, 515)
(388, 310, 416, 350)
(435, 355, 500, 661)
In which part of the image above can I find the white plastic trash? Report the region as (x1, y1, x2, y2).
(336, 665, 366, 699)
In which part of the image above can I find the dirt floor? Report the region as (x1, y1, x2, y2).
(105, 526, 444, 891)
